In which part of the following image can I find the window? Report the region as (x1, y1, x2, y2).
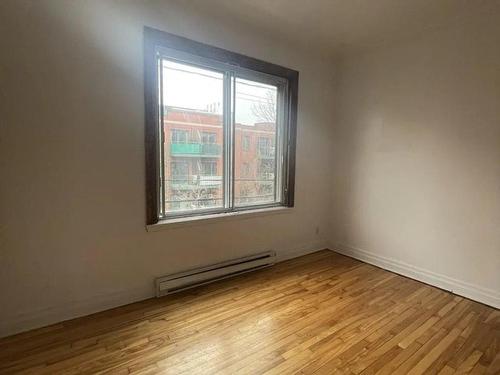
(242, 162, 251, 178)
(257, 137, 274, 157)
(170, 161, 189, 181)
(242, 135, 250, 151)
(144, 27, 298, 224)
(201, 132, 217, 144)
(201, 160, 217, 176)
(171, 129, 188, 143)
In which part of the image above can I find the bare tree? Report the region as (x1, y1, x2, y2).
(251, 90, 276, 123)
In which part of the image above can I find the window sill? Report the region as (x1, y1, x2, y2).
(146, 206, 293, 232)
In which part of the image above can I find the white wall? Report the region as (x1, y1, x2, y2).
(330, 9, 500, 307)
(0, 0, 335, 337)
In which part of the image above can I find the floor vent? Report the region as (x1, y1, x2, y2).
(155, 250, 276, 297)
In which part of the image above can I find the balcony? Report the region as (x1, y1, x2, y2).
(170, 143, 221, 157)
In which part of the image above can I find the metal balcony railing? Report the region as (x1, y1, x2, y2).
(169, 175, 223, 188)
(170, 143, 222, 156)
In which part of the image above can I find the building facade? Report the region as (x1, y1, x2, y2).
(163, 107, 276, 212)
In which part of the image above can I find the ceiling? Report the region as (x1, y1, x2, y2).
(171, 0, 497, 57)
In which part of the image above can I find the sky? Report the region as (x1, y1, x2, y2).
(162, 60, 277, 126)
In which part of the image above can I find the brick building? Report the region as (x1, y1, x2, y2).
(163, 106, 276, 211)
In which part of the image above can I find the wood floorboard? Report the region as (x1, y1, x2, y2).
(0, 250, 498, 374)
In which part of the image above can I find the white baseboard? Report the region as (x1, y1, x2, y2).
(331, 243, 500, 309)
(0, 242, 328, 339)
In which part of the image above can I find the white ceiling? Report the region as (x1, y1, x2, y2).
(172, 0, 497, 57)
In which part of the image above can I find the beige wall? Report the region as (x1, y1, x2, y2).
(0, 0, 335, 336)
(331, 9, 500, 306)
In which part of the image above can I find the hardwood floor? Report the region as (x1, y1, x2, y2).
(0, 250, 498, 374)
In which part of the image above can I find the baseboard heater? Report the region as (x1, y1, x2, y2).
(155, 250, 276, 297)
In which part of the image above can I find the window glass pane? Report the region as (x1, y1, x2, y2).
(161, 60, 224, 214)
(233, 77, 279, 207)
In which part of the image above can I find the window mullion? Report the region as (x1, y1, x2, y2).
(230, 73, 236, 210)
(223, 71, 233, 210)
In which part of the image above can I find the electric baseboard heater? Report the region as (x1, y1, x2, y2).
(155, 250, 276, 297)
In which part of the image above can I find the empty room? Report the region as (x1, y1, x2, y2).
(1, 0, 499, 374)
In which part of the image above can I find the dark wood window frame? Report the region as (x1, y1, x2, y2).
(144, 26, 298, 225)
